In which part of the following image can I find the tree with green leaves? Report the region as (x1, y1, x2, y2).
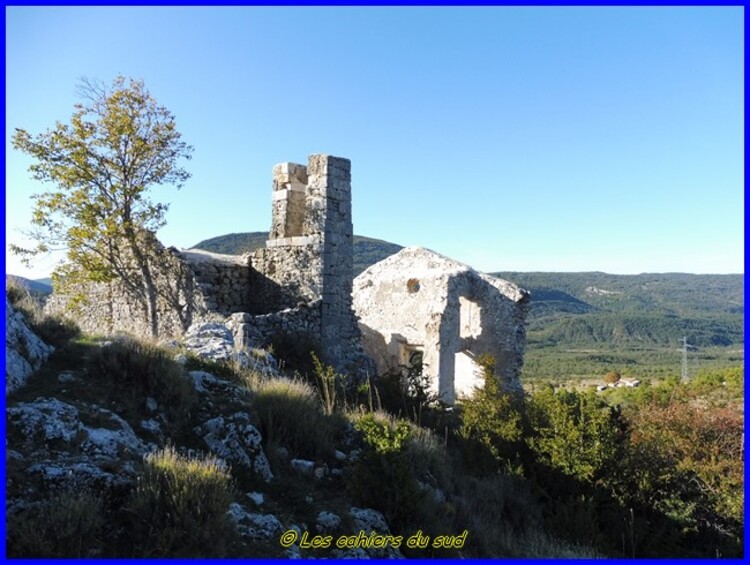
(12, 76, 193, 337)
(459, 354, 524, 473)
(526, 386, 623, 483)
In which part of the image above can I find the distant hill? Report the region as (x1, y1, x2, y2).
(191, 232, 404, 276)
(494, 272, 744, 348)
(5, 275, 53, 296)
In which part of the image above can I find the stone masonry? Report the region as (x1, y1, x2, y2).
(45, 154, 372, 376)
(248, 155, 364, 371)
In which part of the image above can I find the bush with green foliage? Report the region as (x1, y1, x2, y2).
(355, 412, 411, 454)
(347, 412, 424, 535)
(620, 399, 743, 543)
(458, 354, 524, 473)
(127, 446, 237, 557)
(526, 386, 622, 483)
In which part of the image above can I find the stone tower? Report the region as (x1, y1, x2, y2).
(251, 154, 363, 371)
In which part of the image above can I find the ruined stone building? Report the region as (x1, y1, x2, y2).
(353, 247, 530, 404)
(46, 154, 529, 396)
(47, 154, 369, 374)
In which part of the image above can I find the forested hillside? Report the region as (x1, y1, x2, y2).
(494, 272, 743, 348)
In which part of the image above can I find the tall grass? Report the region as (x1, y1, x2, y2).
(250, 377, 341, 460)
(6, 490, 105, 557)
(86, 338, 195, 422)
(127, 446, 237, 557)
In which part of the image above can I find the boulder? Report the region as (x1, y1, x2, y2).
(316, 511, 341, 533)
(5, 296, 54, 394)
(194, 413, 273, 482)
(227, 502, 284, 540)
(182, 322, 235, 363)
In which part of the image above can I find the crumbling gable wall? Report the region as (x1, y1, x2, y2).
(353, 247, 529, 405)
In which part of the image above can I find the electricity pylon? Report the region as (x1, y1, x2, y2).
(680, 337, 691, 381)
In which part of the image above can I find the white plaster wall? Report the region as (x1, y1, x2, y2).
(454, 351, 484, 400)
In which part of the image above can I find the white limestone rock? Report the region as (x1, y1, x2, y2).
(7, 398, 146, 459)
(350, 507, 390, 535)
(316, 511, 341, 533)
(183, 322, 235, 363)
(290, 458, 315, 476)
(27, 458, 138, 490)
(81, 408, 147, 458)
(7, 398, 82, 445)
(145, 397, 158, 412)
(140, 419, 163, 438)
(5, 296, 54, 394)
(57, 371, 76, 384)
(348, 507, 403, 559)
(228, 502, 284, 540)
(188, 370, 245, 401)
(194, 413, 273, 482)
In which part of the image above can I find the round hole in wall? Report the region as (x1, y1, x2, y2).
(407, 278, 420, 293)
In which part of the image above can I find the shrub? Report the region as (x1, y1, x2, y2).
(458, 354, 524, 473)
(526, 386, 623, 483)
(6, 489, 105, 557)
(347, 412, 424, 535)
(127, 446, 237, 557)
(376, 351, 439, 423)
(355, 412, 411, 454)
(251, 377, 341, 460)
(603, 370, 621, 384)
(312, 352, 348, 415)
(29, 314, 81, 347)
(87, 338, 194, 422)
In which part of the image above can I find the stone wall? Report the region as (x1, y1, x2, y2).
(226, 300, 322, 351)
(46, 245, 216, 339)
(43, 154, 372, 377)
(179, 249, 253, 314)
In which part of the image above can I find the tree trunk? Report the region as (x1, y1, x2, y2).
(143, 266, 159, 338)
(127, 233, 160, 338)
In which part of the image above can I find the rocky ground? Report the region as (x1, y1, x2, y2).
(5, 297, 404, 558)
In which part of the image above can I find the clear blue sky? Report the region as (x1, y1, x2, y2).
(5, 6, 744, 278)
